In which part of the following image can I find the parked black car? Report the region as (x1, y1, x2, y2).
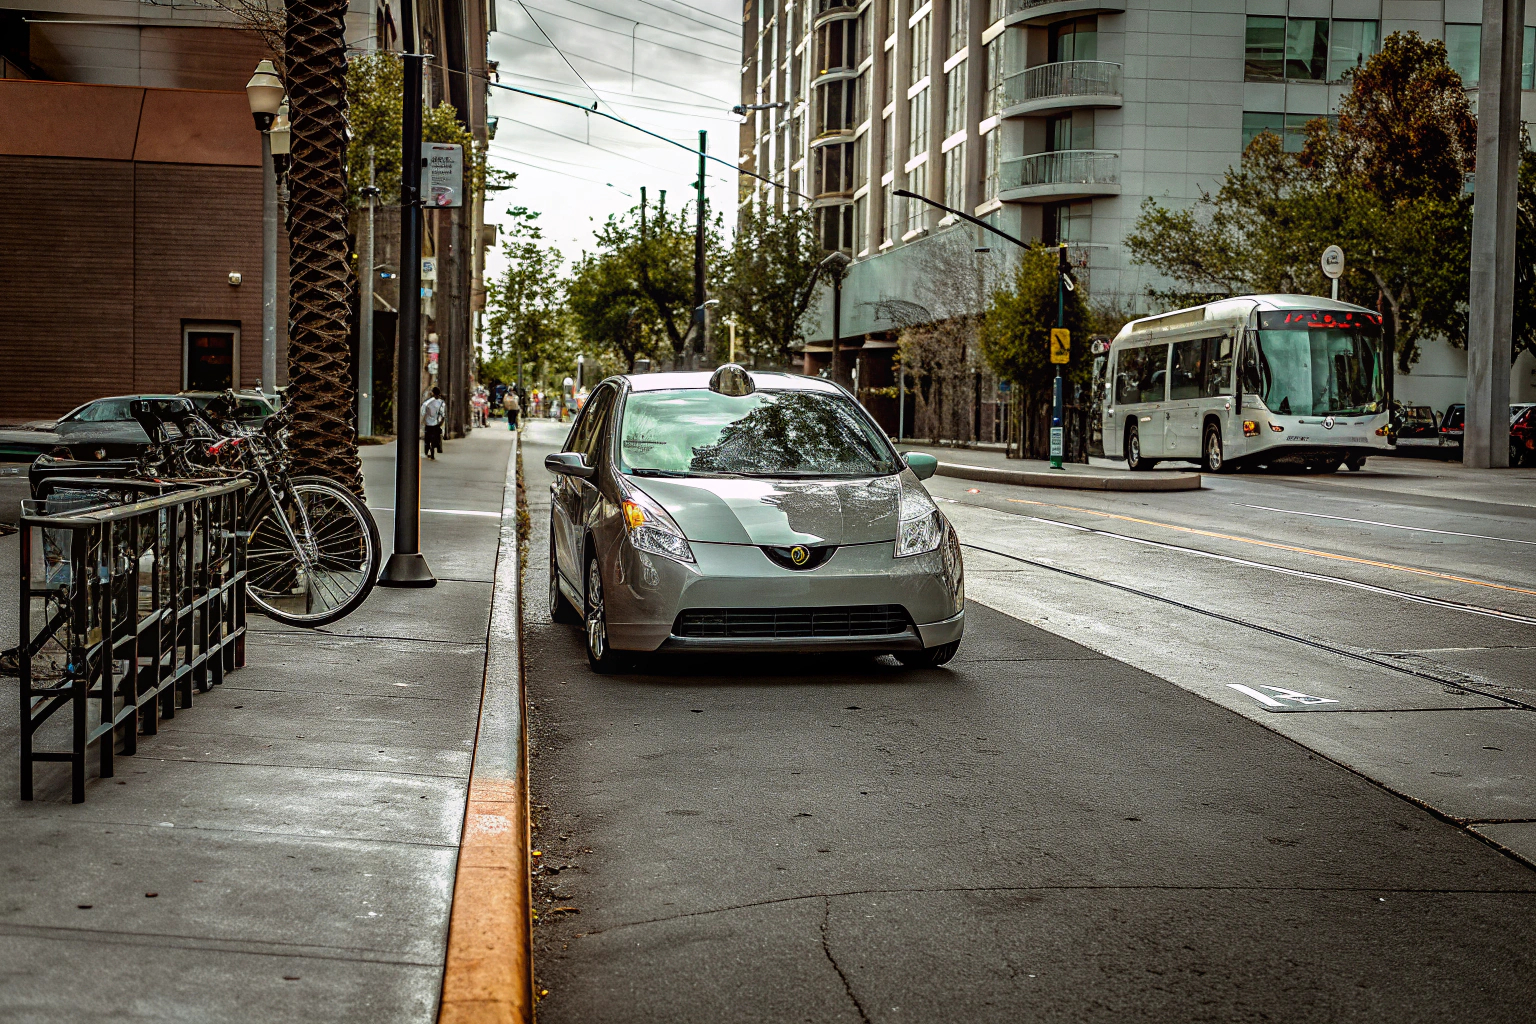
(50, 391, 278, 461)
(1392, 405, 1442, 450)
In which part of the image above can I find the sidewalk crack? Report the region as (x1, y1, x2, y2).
(820, 895, 871, 1024)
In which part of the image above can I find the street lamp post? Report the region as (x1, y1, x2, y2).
(245, 60, 284, 395)
(378, 0, 437, 588)
(358, 151, 379, 438)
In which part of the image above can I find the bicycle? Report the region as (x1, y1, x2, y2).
(139, 394, 382, 627)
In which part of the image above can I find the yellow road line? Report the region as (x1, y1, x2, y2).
(1003, 497, 1536, 599)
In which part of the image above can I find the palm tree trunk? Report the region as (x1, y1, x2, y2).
(284, 0, 362, 492)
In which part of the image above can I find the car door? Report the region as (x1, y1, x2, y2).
(1165, 337, 1208, 458)
(553, 385, 616, 588)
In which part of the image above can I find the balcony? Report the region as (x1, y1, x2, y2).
(998, 149, 1120, 202)
(1004, 0, 1127, 28)
(1001, 61, 1122, 118)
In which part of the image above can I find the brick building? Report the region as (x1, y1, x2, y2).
(0, 77, 281, 420)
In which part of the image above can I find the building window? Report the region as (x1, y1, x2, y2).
(1526, 26, 1536, 89)
(886, 0, 896, 41)
(853, 193, 866, 252)
(1241, 111, 1284, 151)
(882, 113, 893, 174)
(988, 0, 1005, 24)
(1047, 110, 1093, 151)
(1284, 18, 1328, 81)
(986, 36, 1005, 114)
(945, 61, 967, 138)
(816, 17, 860, 76)
(815, 78, 859, 136)
(943, 145, 966, 214)
(813, 141, 856, 196)
(1244, 16, 1285, 81)
(1242, 111, 1333, 153)
(853, 132, 868, 190)
(983, 129, 999, 202)
(816, 203, 855, 253)
(905, 161, 928, 234)
(855, 71, 869, 125)
(909, 87, 930, 160)
(949, 0, 969, 56)
(1446, 24, 1480, 87)
(1042, 201, 1091, 246)
(1328, 20, 1378, 81)
(882, 182, 894, 243)
(184, 323, 240, 391)
(1049, 18, 1097, 63)
(885, 49, 896, 107)
(910, 12, 930, 87)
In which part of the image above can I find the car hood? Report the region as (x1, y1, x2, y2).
(630, 474, 903, 546)
(55, 421, 149, 443)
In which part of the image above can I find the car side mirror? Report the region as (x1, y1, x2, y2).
(902, 452, 938, 481)
(545, 452, 596, 479)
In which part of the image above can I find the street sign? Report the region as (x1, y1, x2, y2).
(422, 143, 464, 208)
(1050, 328, 1070, 364)
(1320, 245, 1345, 280)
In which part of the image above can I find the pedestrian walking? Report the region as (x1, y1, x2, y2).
(503, 388, 521, 430)
(471, 390, 489, 428)
(422, 386, 446, 459)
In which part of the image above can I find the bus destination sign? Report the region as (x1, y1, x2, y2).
(1257, 310, 1382, 330)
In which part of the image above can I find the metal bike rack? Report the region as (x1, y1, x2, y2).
(16, 477, 250, 803)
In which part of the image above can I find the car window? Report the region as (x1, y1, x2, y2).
(73, 399, 132, 422)
(619, 389, 900, 478)
(565, 386, 615, 461)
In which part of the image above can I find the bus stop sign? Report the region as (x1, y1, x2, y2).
(1050, 328, 1070, 364)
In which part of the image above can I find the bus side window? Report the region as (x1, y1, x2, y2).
(1114, 349, 1140, 405)
(1142, 345, 1170, 403)
(1170, 339, 1205, 400)
(1203, 335, 1233, 397)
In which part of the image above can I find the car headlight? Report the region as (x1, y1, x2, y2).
(895, 475, 943, 558)
(619, 483, 695, 563)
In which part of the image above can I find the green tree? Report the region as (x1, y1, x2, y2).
(978, 246, 1091, 396)
(484, 208, 565, 380)
(1126, 32, 1480, 370)
(566, 249, 662, 373)
(717, 204, 825, 364)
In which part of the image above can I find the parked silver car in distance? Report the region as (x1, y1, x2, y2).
(545, 366, 965, 672)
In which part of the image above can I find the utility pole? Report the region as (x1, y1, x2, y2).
(358, 150, 377, 437)
(693, 129, 707, 368)
(1465, 0, 1522, 469)
(1050, 244, 1073, 471)
(379, 0, 436, 588)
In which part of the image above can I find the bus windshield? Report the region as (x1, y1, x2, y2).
(1247, 320, 1385, 417)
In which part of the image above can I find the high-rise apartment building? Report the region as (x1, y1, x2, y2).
(740, 0, 1536, 410)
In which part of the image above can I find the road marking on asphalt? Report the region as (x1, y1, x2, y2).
(1004, 498, 1536, 599)
(1228, 684, 1341, 709)
(368, 506, 502, 518)
(1232, 503, 1536, 546)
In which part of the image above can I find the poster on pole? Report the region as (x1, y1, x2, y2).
(1050, 328, 1071, 364)
(422, 143, 464, 207)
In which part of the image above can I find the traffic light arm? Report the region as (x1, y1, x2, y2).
(893, 189, 1031, 252)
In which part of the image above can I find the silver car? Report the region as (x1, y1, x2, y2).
(546, 366, 965, 672)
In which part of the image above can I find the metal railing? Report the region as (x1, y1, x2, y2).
(17, 478, 249, 802)
(1000, 149, 1120, 191)
(1003, 60, 1122, 109)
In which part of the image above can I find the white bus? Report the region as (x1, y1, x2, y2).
(1091, 295, 1392, 473)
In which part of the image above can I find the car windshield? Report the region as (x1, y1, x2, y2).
(619, 389, 900, 478)
(68, 399, 134, 422)
(1250, 326, 1385, 416)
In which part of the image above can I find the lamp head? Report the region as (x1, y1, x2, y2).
(245, 59, 284, 130)
(268, 98, 291, 155)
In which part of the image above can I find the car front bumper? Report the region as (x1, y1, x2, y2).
(600, 530, 965, 654)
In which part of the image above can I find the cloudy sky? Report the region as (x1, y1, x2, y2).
(482, 0, 744, 280)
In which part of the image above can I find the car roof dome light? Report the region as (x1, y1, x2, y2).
(709, 363, 756, 397)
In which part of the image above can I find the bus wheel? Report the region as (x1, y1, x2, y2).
(1125, 423, 1153, 471)
(1345, 455, 1367, 471)
(1202, 423, 1232, 474)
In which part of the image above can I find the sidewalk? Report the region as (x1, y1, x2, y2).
(0, 428, 517, 1023)
(895, 441, 1203, 491)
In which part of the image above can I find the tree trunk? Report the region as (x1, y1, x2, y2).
(284, 0, 362, 492)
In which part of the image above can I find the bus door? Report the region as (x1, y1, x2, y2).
(1113, 342, 1171, 457)
(1166, 336, 1220, 458)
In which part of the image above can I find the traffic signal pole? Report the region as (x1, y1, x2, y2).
(1051, 245, 1069, 470)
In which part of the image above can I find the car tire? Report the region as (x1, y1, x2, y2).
(1345, 455, 1367, 471)
(1511, 441, 1523, 468)
(1124, 423, 1156, 471)
(895, 640, 960, 668)
(549, 532, 579, 624)
(584, 554, 627, 673)
(1201, 423, 1233, 474)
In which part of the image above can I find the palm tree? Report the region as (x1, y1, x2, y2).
(283, 0, 363, 492)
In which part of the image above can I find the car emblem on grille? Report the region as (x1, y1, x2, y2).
(1322, 416, 1335, 430)
(789, 545, 810, 566)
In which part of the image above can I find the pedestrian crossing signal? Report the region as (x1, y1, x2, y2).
(1050, 328, 1070, 364)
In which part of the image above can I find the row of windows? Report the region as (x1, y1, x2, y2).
(1114, 337, 1236, 406)
(1244, 17, 1378, 83)
(1444, 24, 1536, 90)
(1241, 111, 1337, 153)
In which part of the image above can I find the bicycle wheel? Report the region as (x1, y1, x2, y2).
(245, 476, 381, 627)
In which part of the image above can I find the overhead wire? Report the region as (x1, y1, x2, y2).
(494, 29, 732, 104)
(520, 0, 740, 57)
(497, 68, 740, 118)
(514, 0, 609, 111)
(633, 0, 738, 32)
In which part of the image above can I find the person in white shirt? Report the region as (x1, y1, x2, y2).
(422, 386, 446, 460)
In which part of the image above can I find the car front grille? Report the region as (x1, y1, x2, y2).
(673, 605, 912, 640)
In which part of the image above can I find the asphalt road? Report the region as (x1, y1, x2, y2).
(520, 418, 1536, 1023)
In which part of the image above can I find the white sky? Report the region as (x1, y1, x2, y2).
(482, 0, 744, 284)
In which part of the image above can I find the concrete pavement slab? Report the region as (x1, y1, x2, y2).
(1474, 822, 1536, 866)
(0, 425, 513, 1022)
(369, 507, 503, 583)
